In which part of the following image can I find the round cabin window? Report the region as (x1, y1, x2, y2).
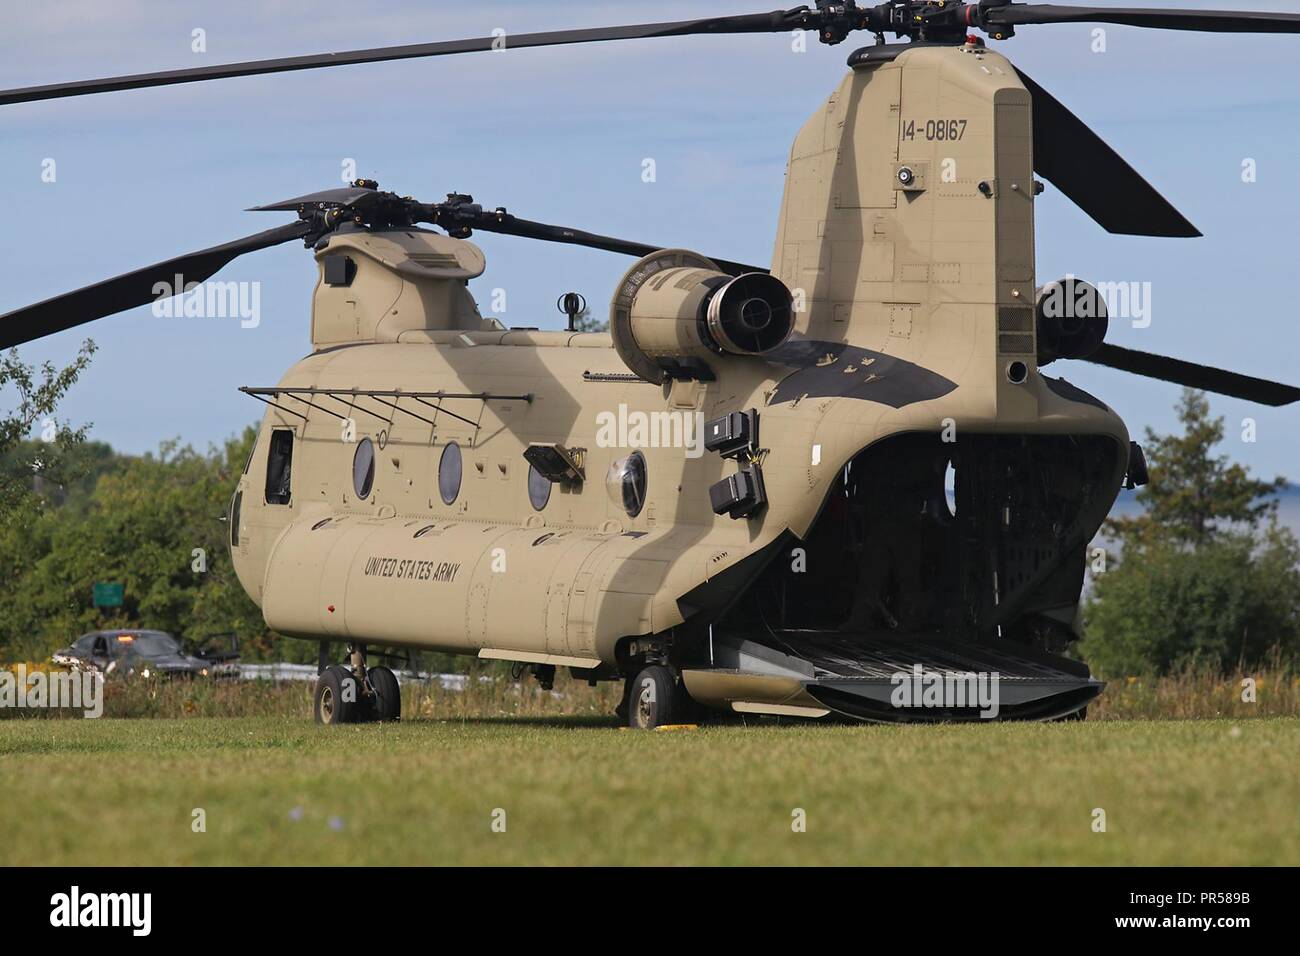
(606, 450, 648, 518)
(352, 437, 375, 500)
(438, 442, 462, 505)
(527, 463, 552, 511)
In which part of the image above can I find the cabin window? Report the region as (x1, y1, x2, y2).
(607, 450, 647, 518)
(439, 442, 463, 505)
(264, 429, 294, 505)
(352, 437, 376, 500)
(527, 463, 551, 511)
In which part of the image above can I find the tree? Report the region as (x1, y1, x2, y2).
(1081, 389, 1300, 675)
(0, 341, 97, 523)
(0, 427, 314, 664)
(571, 306, 609, 333)
(1106, 389, 1283, 549)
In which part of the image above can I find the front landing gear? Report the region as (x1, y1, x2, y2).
(368, 665, 401, 722)
(312, 643, 401, 724)
(313, 665, 359, 725)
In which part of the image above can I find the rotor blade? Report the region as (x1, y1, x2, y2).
(248, 187, 378, 211)
(453, 209, 768, 277)
(0, 13, 794, 106)
(988, 4, 1300, 33)
(0, 220, 312, 349)
(1083, 343, 1300, 406)
(1014, 67, 1200, 238)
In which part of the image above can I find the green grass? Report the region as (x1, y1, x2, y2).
(1, 716, 1296, 865)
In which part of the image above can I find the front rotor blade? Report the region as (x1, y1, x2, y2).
(1015, 67, 1199, 238)
(248, 186, 379, 211)
(988, 4, 1300, 33)
(1083, 343, 1300, 406)
(0, 13, 793, 106)
(0, 220, 312, 349)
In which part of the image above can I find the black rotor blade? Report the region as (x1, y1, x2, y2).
(1014, 67, 1199, 238)
(0, 220, 312, 349)
(988, 4, 1300, 33)
(0, 13, 794, 106)
(1083, 343, 1300, 406)
(449, 209, 767, 277)
(248, 187, 378, 211)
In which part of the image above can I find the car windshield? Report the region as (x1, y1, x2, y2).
(111, 632, 179, 657)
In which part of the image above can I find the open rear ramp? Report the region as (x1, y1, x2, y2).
(682, 630, 1101, 723)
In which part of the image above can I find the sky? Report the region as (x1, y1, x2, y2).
(3, 0, 1300, 479)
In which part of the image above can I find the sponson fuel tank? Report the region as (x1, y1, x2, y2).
(260, 512, 722, 667)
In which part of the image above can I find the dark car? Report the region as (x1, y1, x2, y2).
(51, 629, 236, 678)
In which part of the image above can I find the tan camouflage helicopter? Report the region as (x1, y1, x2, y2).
(5, 2, 1300, 727)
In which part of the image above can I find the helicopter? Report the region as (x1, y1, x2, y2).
(5, 1, 1300, 728)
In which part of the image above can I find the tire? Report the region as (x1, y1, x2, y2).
(314, 665, 361, 725)
(628, 664, 690, 730)
(368, 665, 401, 722)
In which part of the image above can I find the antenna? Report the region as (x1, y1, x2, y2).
(557, 291, 587, 332)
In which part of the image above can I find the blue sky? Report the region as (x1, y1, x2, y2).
(3, 1, 1299, 479)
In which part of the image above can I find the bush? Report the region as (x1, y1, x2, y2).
(1082, 531, 1300, 676)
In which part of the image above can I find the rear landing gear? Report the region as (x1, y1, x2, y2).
(312, 644, 401, 724)
(626, 663, 693, 730)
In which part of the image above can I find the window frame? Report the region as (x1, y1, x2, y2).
(621, 449, 648, 518)
(438, 442, 463, 506)
(527, 462, 552, 512)
(352, 437, 376, 500)
(263, 428, 294, 505)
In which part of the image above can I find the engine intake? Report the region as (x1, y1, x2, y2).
(1035, 277, 1108, 366)
(610, 249, 793, 383)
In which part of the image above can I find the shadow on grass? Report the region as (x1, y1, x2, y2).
(406, 714, 622, 730)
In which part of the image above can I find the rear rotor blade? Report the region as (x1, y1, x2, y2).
(0, 220, 312, 349)
(1083, 343, 1300, 406)
(0, 13, 795, 106)
(440, 207, 767, 276)
(1014, 67, 1199, 238)
(988, 4, 1300, 34)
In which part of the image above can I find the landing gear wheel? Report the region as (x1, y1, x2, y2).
(314, 665, 361, 725)
(368, 665, 401, 722)
(627, 664, 691, 730)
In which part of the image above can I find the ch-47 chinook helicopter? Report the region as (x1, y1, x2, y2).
(5, 2, 1300, 727)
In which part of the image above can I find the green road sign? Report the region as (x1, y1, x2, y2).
(93, 582, 124, 608)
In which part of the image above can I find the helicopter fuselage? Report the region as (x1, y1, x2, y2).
(229, 43, 1129, 719)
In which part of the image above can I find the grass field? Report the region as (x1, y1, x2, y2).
(1, 715, 1296, 865)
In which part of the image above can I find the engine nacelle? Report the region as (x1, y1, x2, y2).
(1035, 277, 1109, 366)
(610, 249, 793, 383)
